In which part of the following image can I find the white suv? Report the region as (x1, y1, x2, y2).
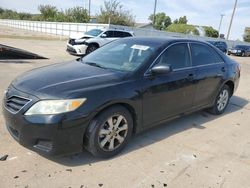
(66, 29, 134, 56)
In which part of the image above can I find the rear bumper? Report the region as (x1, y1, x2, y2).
(3, 103, 90, 156)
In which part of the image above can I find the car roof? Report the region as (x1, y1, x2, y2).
(103, 28, 133, 33)
(123, 37, 210, 45)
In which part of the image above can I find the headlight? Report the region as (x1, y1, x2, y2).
(237, 50, 242, 52)
(25, 98, 86, 115)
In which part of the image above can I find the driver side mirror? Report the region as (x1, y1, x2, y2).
(101, 33, 107, 38)
(150, 64, 172, 75)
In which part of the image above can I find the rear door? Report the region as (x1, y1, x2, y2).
(190, 43, 226, 108)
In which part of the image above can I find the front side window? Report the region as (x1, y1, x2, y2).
(103, 31, 114, 38)
(123, 32, 133, 37)
(156, 43, 191, 70)
(191, 43, 223, 66)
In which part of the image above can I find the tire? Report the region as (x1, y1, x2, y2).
(86, 44, 98, 54)
(84, 105, 133, 158)
(242, 52, 245, 57)
(208, 85, 231, 115)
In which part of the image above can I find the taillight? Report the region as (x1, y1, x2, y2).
(237, 64, 241, 77)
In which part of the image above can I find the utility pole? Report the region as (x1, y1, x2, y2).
(153, 0, 157, 25)
(218, 14, 225, 38)
(88, 0, 91, 18)
(227, 0, 238, 40)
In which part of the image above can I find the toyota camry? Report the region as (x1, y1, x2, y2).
(3, 37, 240, 158)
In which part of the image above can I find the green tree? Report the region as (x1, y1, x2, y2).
(166, 24, 200, 35)
(0, 7, 4, 14)
(18, 12, 32, 20)
(178, 16, 188, 24)
(172, 16, 188, 24)
(149, 12, 171, 30)
(63, 7, 89, 23)
(203, 26, 219, 38)
(173, 19, 178, 24)
(243, 30, 250, 42)
(97, 0, 135, 26)
(38, 5, 58, 21)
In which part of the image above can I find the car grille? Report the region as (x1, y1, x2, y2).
(5, 95, 31, 113)
(67, 46, 77, 53)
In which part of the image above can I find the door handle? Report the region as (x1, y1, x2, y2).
(221, 67, 226, 72)
(186, 73, 194, 81)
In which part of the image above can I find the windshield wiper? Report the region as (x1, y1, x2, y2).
(85, 62, 107, 69)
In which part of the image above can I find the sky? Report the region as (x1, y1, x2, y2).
(1, 0, 250, 40)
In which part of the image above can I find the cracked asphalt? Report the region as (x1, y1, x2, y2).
(0, 26, 250, 188)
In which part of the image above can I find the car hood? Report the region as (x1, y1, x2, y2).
(12, 60, 125, 99)
(70, 33, 94, 40)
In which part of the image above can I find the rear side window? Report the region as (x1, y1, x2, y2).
(156, 43, 191, 70)
(113, 31, 123, 37)
(113, 31, 132, 38)
(191, 43, 223, 66)
(123, 32, 132, 37)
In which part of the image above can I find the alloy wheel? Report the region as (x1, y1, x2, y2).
(98, 114, 128, 151)
(217, 89, 229, 111)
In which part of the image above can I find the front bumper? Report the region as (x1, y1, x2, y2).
(230, 50, 243, 56)
(66, 43, 88, 56)
(2, 87, 90, 156)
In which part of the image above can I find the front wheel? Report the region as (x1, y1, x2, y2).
(208, 85, 230, 115)
(86, 44, 98, 54)
(84, 106, 133, 158)
(242, 52, 245, 57)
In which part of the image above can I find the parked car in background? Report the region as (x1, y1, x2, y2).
(207, 41, 228, 53)
(66, 28, 134, 56)
(228, 45, 250, 57)
(3, 38, 240, 158)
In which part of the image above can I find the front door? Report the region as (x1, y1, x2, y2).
(142, 43, 196, 127)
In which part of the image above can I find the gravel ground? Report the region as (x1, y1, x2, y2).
(1, 26, 250, 188)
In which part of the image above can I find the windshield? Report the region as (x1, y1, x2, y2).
(81, 39, 161, 72)
(85, 29, 103, 37)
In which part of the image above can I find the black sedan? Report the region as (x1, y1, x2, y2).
(3, 38, 240, 158)
(228, 45, 250, 57)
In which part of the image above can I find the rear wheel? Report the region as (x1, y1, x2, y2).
(208, 85, 230, 115)
(84, 106, 133, 158)
(86, 44, 98, 54)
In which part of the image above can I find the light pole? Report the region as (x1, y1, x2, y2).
(88, 0, 91, 18)
(227, 0, 238, 40)
(218, 14, 225, 38)
(153, 0, 158, 25)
